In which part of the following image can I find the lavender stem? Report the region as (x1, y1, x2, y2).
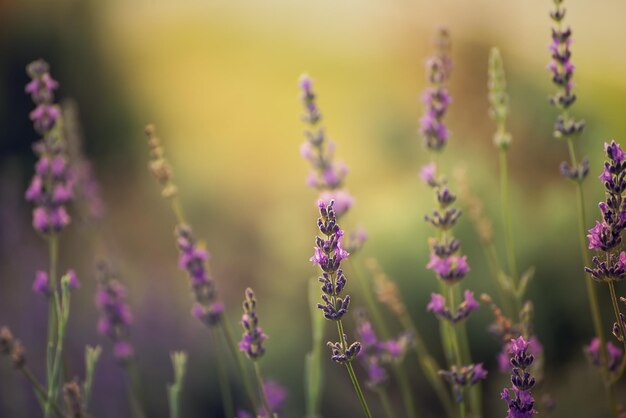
(253, 362, 274, 418)
(376, 388, 395, 418)
(336, 319, 372, 418)
(21, 367, 64, 417)
(210, 327, 234, 418)
(220, 319, 258, 414)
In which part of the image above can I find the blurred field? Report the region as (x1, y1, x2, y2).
(1, 0, 626, 416)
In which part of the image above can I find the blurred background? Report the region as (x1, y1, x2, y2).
(1, 0, 626, 416)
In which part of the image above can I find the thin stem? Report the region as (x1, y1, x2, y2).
(376, 388, 395, 418)
(336, 320, 373, 418)
(21, 367, 64, 417)
(347, 259, 418, 418)
(211, 327, 234, 418)
(45, 235, 58, 410)
(499, 149, 519, 284)
(170, 197, 187, 225)
(607, 282, 626, 352)
(253, 362, 274, 418)
(220, 320, 258, 414)
(447, 286, 466, 418)
(125, 361, 146, 418)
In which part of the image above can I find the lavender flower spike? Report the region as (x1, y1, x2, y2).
(427, 290, 479, 323)
(24, 59, 73, 235)
(501, 336, 537, 418)
(94, 262, 134, 364)
(420, 27, 452, 151)
(176, 224, 224, 327)
(439, 363, 487, 403)
(239, 288, 267, 360)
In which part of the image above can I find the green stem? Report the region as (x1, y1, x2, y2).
(45, 235, 58, 415)
(21, 367, 64, 417)
(253, 362, 274, 418)
(447, 286, 466, 418)
(347, 259, 418, 418)
(376, 388, 395, 418)
(211, 327, 234, 418)
(607, 281, 626, 352)
(336, 320, 372, 418)
(499, 149, 519, 284)
(220, 320, 258, 414)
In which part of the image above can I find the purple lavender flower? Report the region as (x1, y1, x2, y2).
(439, 363, 487, 402)
(175, 224, 224, 327)
(236, 380, 287, 418)
(585, 337, 623, 373)
(501, 336, 537, 418)
(420, 28, 452, 151)
(585, 141, 626, 283)
(427, 290, 479, 323)
(24, 60, 74, 235)
(312, 200, 361, 363)
(426, 254, 470, 283)
(239, 288, 267, 360)
(32, 271, 51, 297)
(95, 262, 134, 363)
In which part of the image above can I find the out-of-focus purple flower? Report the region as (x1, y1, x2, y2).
(319, 190, 353, 217)
(237, 380, 287, 418)
(420, 28, 452, 151)
(175, 224, 223, 327)
(65, 269, 80, 290)
(585, 337, 623, 373)
(95, 262, 134, 364)
(502, 336, 537, 418)
(32, 271, 51, 297)
(344, 225, 368, 254)
(426, 253, 469, 284)
(439, 363, 487, 402)
(427, 290, 479, 323)
(419, 162, 438, 187)
(239, 288, 267, 360)
(24, 60, 73, 236)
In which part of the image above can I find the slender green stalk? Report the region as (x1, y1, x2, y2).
(45, 274, 70, 418)
(305, 277, 326, 418)
(21, 367, 64, 417)
(446, 286, 466, 418)
(607, 282, 626, 352)
(347, 259, 418, 418)
(253, 362, 274, 418)
(220, 320, 258, 414)
(376, 388, 395, 418)
(211, 328, 234, 418)
(45, 235, 59, 415)
(82, 345, 102, 411)
(167, 351, 188, 418)
(499, 149, 518, 284)
(336, 320, 372, 418)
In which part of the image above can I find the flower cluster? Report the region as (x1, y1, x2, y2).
(145, 124, 178, 199)
(175, 224, 224, 327)
(24, 59, 74, 234)
(355, 313, 411, 389)
(239, 288, 267, 360)
(95, 262, 134, 363)
(420, 27, 452, 151)
(501, 337, 537, 418)
(439, 363, 487, 403)
(427, 290, 479, 323)
(32, 269, 79, 298)
(422, 164, 470, 285)
(585, 141, 626, 283)
(0, 327, 26, 369)
(488, 48, 512, 149)
(237, 380, 287, 418)
(312, 201, 350, 320)
(312, 200, 361, 363)
(585, 337, 623, 374)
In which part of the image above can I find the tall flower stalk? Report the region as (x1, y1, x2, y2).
(144, 124, 256, 416)
(419, 28, 486, 418)
(311, 200, 372, 418)
(547, 1, 615, 413)
(501, 337, 537, 418)
(24, 59, 76, 418)
(299, 76, 417, 417)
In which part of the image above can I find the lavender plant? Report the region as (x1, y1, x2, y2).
(419, 28, 486, 417)
(311, 200, 372, 417)
(546, 2, 614, 410)
(501, 337, 537, 418)
(167, 351, 188, 418)
(585, 140, 626, 381)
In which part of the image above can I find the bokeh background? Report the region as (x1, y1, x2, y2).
(2, 0, 626, 416)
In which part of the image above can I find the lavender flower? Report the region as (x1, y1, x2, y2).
(175, 224, 224, 326)
(298, 74, 366, 252)
(427, 290, 479, 323)
(439, 363, 487, 403)
(420, 28, 452, 151)
(236, 380, 287, 418)
(145, 124, 178, 199)
(24, 60, 73, 234)
(501, 337, 537, 418)
(312, 200, 361, 363)
(239, 288, 267, 360)
(585, 337, 623, 373)
(94, 262, 134, 363)
(585, 141, 626, 283)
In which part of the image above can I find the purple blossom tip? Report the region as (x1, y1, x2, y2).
(113, 341, 134, 362)
(65, 269, 80, 290)
(426, 293, 446, 315)
(32, 271, 51, 296)
(299, 73, 313, 92)
(419, 162, 437, 186)
(463, 290, 479, 311)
